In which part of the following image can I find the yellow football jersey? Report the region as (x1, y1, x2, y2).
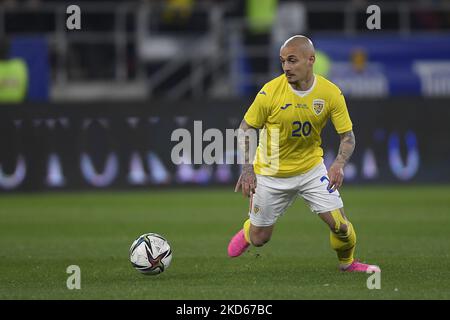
(244, 74, 352, 177)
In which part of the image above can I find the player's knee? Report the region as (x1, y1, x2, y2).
(330, 222, 348, 235)
(329, 209, 350, 235)
(338, 223, 348, 234)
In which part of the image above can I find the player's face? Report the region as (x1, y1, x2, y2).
(280, 46, 314, 84)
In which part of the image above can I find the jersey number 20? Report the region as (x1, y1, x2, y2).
(292, 121, 312, 137)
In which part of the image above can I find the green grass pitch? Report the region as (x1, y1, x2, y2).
(0, 186, 449, 300)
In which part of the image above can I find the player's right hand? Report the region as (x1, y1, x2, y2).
(234, 166, 256, 197)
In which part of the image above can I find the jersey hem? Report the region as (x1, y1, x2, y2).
(254, 158, 324, 178)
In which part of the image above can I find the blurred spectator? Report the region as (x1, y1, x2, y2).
(271, 1, 307, 76)
(327, 46, 389, 97)
(246, 0, 277, 34)
(163, 0, 194, 23)
(8, 37, 50, 101)
(314, 50, 331, 78)
(351, 48, 368, 73)
(0, 40, 29, 103)
(272, 1, 307, 45)
(139, 0, 206, 34)
(241, 0, 278, 93)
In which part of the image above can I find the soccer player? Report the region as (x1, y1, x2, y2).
(227, 35, 380, 273)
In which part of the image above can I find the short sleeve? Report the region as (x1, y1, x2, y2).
(243, 87, 271, 129)
(330, 90, 353, 134)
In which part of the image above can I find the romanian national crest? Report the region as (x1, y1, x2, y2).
(312, 99, 325, 115)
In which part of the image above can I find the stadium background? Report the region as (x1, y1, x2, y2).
(0, 0, 449, 300)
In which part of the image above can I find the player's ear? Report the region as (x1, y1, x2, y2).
(309, 55, 315, 65)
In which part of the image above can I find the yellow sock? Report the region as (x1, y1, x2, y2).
(329, 209, 356, 266)
(243, 219, 251, 244)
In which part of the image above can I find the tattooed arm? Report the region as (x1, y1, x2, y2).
(234, 119, 258, 197)
(327, 130, 356, 191)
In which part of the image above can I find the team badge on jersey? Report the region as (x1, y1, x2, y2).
(312, 99, 325, 115)
(253, 205, 260, 214)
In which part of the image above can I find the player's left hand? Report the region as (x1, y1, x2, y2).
(327, 162, 345, 192)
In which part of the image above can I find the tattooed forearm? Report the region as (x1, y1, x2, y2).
(236, 119, 258, 196)
(237, 119, 258, 167)
(335, 130, 355, 166)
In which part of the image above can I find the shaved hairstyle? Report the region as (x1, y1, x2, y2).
(281, 35, 315, 56)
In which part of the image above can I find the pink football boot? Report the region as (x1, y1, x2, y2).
(340, 259, 381, 273)
(227, 229, 250, 257)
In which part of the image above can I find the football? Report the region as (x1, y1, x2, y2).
(129, 233, 172, 275)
